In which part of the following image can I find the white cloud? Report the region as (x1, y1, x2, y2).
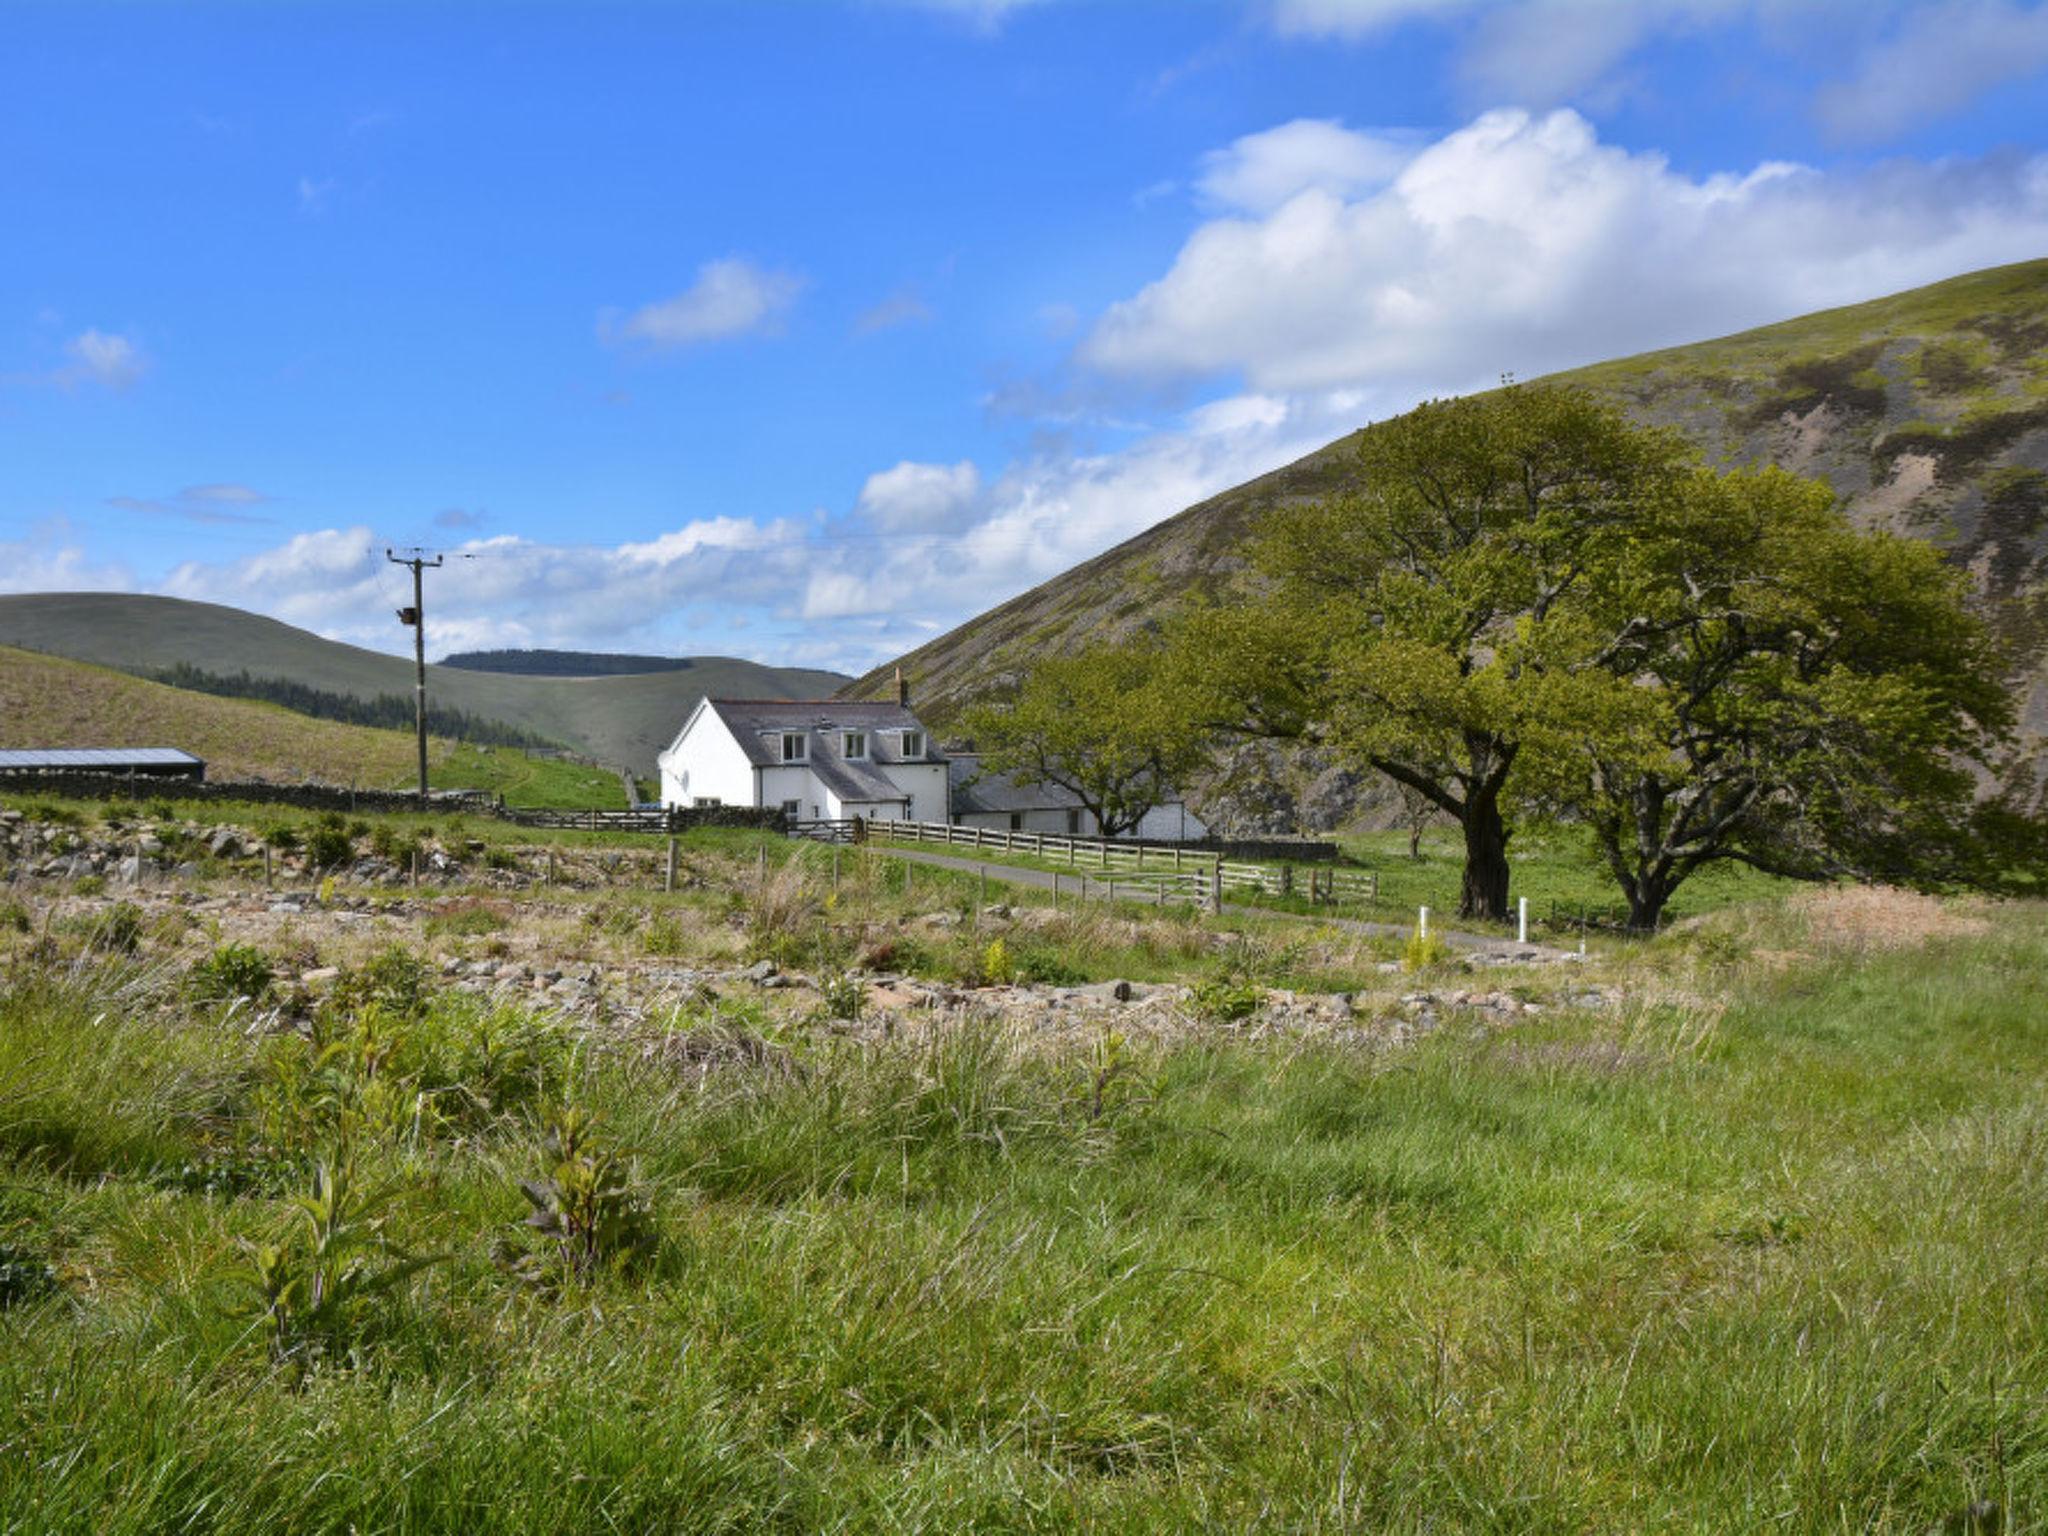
(880, 0, 1048, 29)
(60, 329, 146, 391)
(107, 483, 274, 527)
(297, 175, 334, 215)
(1816, 0, 2048, 142)
(856, 460, 982, 532)
(0, 525, 131, 595)
(1082, 106, 2048, 394)
(1267, 1, 2048, 132)
(854, 286, 935, 335)
(1197, 119, 1416, 213)
(606, 258, 806, 349)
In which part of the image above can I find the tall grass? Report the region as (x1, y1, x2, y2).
(2, 913, 2045, 1530)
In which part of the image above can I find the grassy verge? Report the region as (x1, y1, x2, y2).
(0, 893, 2041, 1530)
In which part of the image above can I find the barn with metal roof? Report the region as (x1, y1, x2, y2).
(0, 748, 206, 780)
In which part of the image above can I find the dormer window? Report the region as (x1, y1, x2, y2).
(898, 729, 924, 759)
(842, 730, 867, 760)
(780, 732, 808, 763)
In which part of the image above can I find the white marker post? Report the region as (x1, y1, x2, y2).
(1418, 905, 1429, 940)
(1517, 896, 1528, 945)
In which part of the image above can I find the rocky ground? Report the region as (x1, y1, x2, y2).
(1, 807, 1616, 1060)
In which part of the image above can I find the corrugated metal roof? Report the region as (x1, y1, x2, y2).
(0, 748, 205, 769)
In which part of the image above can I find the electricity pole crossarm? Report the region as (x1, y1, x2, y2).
(387, 548, 445, 809)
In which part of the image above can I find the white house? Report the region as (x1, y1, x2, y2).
(947, 754, 1208, 843)
(657, 699, 948, 824)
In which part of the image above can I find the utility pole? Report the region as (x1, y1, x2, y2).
(387, 548, 444, 808)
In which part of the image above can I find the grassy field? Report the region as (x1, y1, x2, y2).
(0, 813, 2042, 1530)
(0, 648, 624, 809)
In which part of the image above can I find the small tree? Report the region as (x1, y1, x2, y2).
(960, 640, 1207, 839)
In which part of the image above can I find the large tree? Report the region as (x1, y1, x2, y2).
(1549, 465, 2016, 929)
(1183, 384, 1693, 921)
(958, 639, 1207, 839)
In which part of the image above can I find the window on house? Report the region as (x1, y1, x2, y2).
(842, 730, 866, 759)
(693, 796, 722, 808)
(781, 799, 801, 820)
(780, 732, 808, 763)
(1067, 809, 1082, 835)
(1009, 812, 1024, 832)
(898, 729, 924, 758)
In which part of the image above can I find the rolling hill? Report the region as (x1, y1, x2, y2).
(0, 595, 847, 774)
(0, 646, 622, 806)
(847, 259, 2048, 746)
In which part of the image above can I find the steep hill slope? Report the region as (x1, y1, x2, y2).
(0, 595, 847, 773)
(0, 646, 618, 805)
(848, 260, 2048, 742)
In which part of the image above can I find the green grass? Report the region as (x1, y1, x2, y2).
(2, 894, 2044, 1530)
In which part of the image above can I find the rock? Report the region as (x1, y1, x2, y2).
(300, 967, 341, 989)
(741, 960, 779, 983)
(138, 836, 165, 856)
(114, 856, 145, 884)
(208, 828, 243, 858)
(173, 861, 202, 880)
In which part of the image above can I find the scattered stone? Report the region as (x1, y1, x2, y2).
(741, 960, 779, 983)
(300, 967, 341, 989)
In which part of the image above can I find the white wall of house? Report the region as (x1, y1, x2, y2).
(658, 707, 755, 809)
(893, 762, 949, 824)
(1132, 802, 1207, 841)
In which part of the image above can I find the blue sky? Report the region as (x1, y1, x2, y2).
(5, 0, 2047, 673)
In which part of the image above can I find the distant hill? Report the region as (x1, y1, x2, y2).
(439, 649, 702, 677)
(847, 260, 2048, 754)
(0, 595, 848, 773)
(0, 646, 625, 806)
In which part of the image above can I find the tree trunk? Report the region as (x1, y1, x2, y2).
(1458, 799, 1511, 922)
(1625, 878, 1670, 933)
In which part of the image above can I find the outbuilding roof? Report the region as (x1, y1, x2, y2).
(0, 748, 205, 771)
(947, 755, 1087, 815)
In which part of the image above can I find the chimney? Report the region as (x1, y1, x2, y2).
(894, 666, 910, 708)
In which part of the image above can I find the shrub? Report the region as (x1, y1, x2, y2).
(1402, 924, 1447, 972)
(368, 824, 421, 868)
(264, 823, 301, 855)
(1016, 947, 1085, 987)
(977, 937, 1015, 987)
(304, 814, 354, 871)
(0, 899, 31, 935)
(330, 945, 435, 1021)
(641, 914, 689, 957)
(237, 1158, 435, 1369)
(190, 942, 274, 1003)
(506, 1108, 657, 1286)
(1187, 977, 1264, 1023)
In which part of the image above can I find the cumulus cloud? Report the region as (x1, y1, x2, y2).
(60, 329, 147, 391)
(856, 460, 982, 532)
(1082, 107, 2048, 394)
(1816, 0, 2048, 142)
(1197, 119, 1416, 213)
(0, 525, 131, 595)
(606, 258, 806, 349)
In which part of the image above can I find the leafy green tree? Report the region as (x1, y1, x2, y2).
(1550, 465, 2016, 929)
(960, 640, 1207, 839)
(1182, 384, 1693, 921)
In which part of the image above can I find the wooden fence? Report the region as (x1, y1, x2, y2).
(848, 819, 1381, 910)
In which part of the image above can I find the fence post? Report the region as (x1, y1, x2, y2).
(1418, 905, 1429, 940)
(264, 845, 274, 890)
(832, 847, 841, 890)
(1279, 865, 1293, 899)
(1517, 896, 1528, 945)
(665, 837, 677, 894)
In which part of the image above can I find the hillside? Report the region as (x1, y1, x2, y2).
(0, 595, 848, 773)
(0, 646, 620, 805)
(848, 260, 2048, 744)
(438, 649, 706, 677)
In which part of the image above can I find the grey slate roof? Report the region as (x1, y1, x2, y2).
(947, 755, 1086, 815)
(705, 699, 932, 805)
(0, 748, 204, 770)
